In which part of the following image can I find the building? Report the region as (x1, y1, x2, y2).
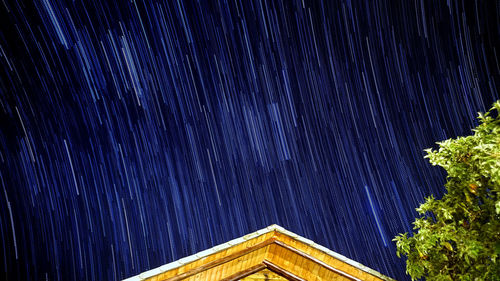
(123, 225, 395, 281)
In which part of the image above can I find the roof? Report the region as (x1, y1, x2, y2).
(123, 224, 396, 281)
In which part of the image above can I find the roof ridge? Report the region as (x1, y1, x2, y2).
(123, 225, 397, 281)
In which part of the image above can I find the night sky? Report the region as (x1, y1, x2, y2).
(0, 0, 499, 280)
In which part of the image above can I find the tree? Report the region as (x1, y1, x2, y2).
(393, 101, 500, 281)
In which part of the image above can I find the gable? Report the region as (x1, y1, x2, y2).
(123, 225, 395, 281)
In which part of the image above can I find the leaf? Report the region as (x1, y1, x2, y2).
(442, 242, 453, 251)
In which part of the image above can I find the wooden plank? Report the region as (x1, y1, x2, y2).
(163, 238, 276, 281)
(263, 260, 306, 281)
(272, 232, 382, 280)
(145, 231, 277, 280)
(273, 241, 361, 281)
(219, 264, 267, 281)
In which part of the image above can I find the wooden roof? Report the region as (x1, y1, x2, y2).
(123, 225, 396, 281)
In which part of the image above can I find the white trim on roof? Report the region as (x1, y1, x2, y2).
(123, 224, 396, 281)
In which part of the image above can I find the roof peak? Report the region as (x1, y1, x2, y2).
(123, 224, 396, 281)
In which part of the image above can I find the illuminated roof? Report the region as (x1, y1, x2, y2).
(123, 225, 396, 281)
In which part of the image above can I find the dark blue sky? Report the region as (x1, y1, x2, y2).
(0, 0, 498, 280)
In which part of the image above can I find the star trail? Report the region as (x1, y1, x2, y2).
(0, 0, 499, 280)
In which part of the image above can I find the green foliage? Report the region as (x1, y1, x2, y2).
(394, 101, 500, 281)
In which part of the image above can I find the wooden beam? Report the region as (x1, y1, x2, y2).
(219, 263, 267, 281)
(262, 260, 306, 281)
(273, 240, 362, 281)
(164, 238, 276, 281)
(160, 237, 366, 281)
